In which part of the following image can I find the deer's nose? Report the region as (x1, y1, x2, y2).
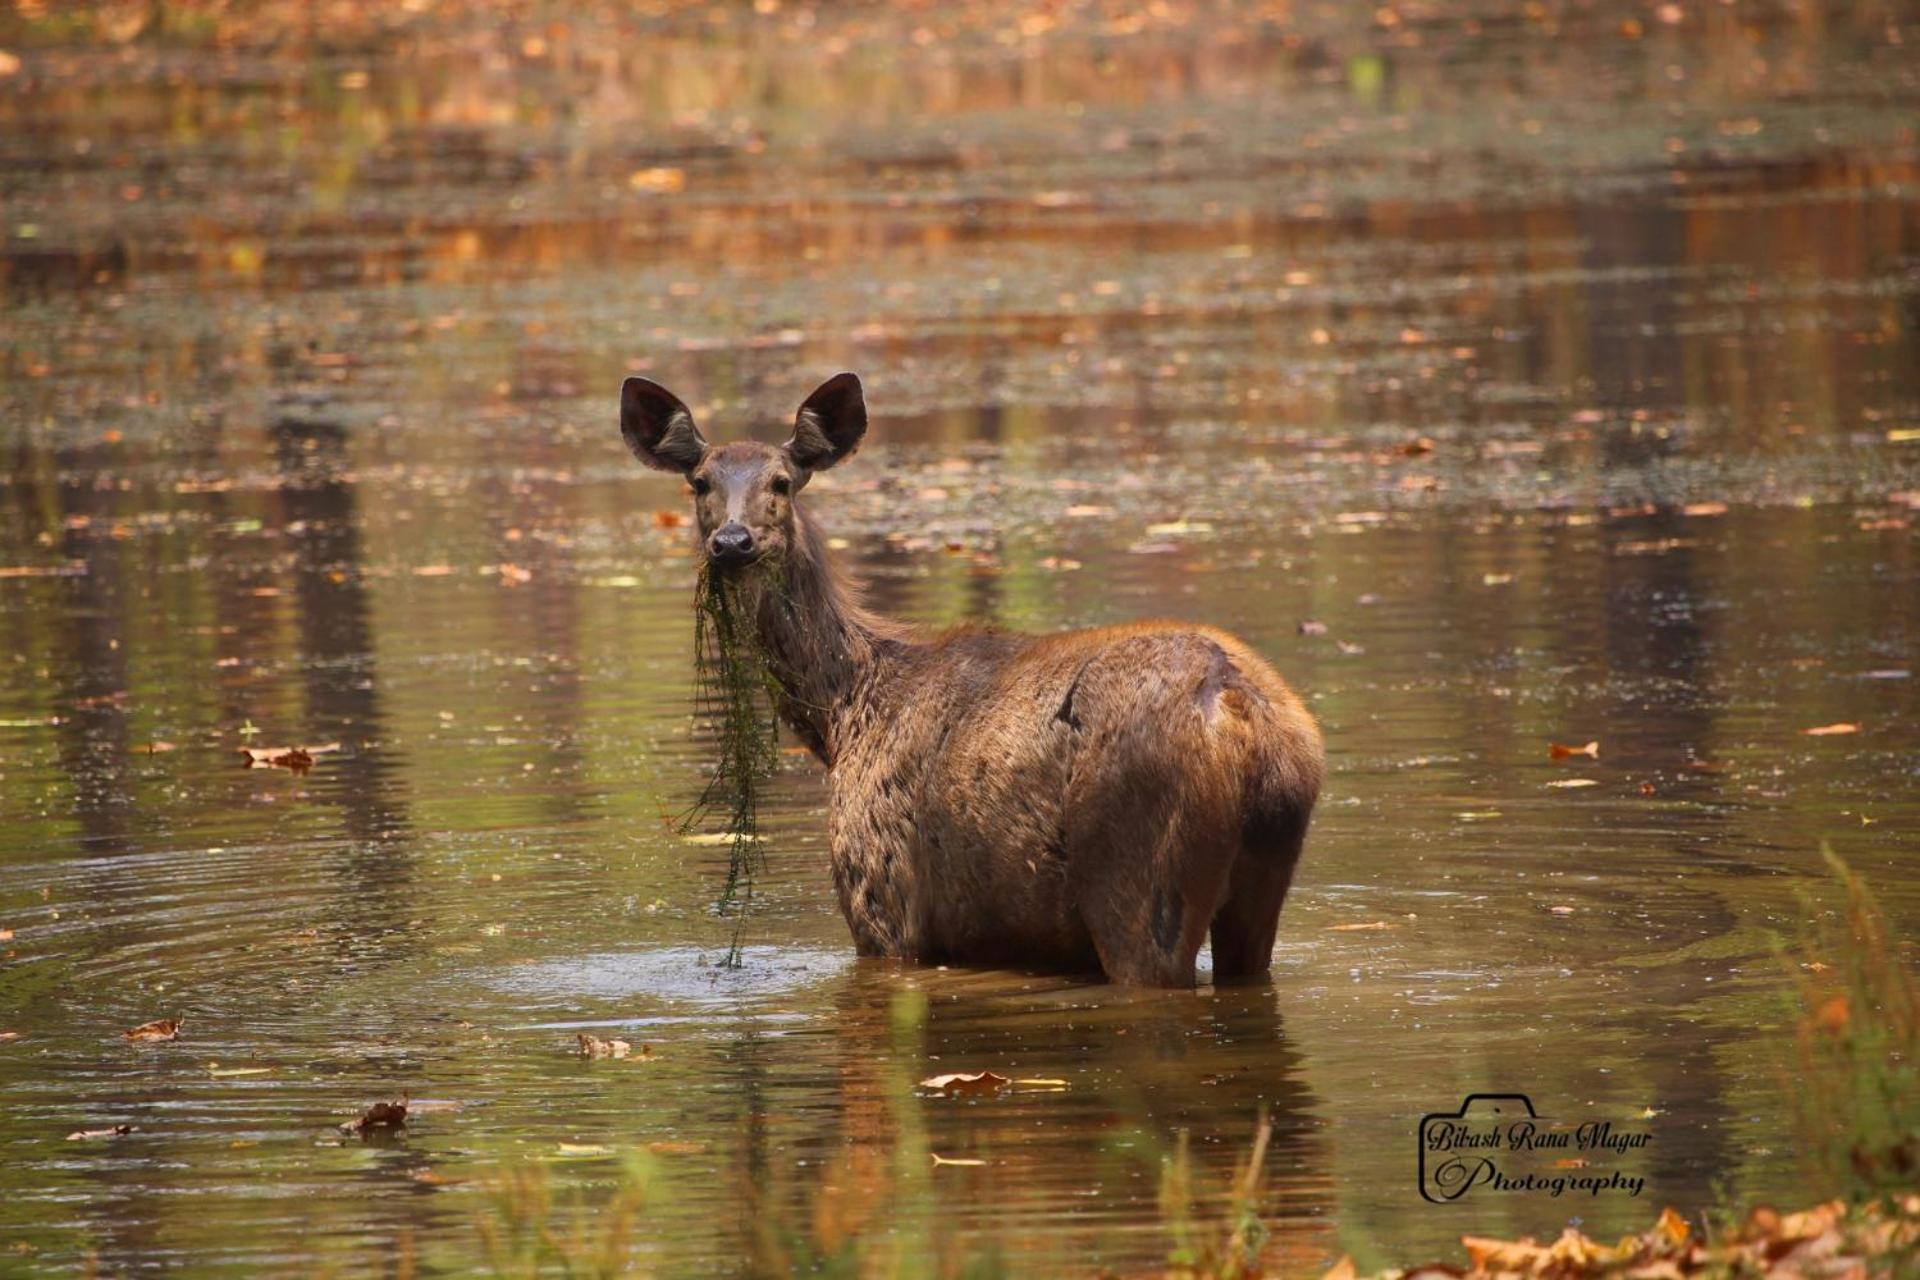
(709, 522, 756, 564)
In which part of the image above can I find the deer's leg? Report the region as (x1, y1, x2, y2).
(1208, 841, 1301, 981)
(1065, 781, 1232, 988)
(1209, 756, 1312, 980)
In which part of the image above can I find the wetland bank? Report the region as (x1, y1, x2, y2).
(1, 1, 1917, 1274)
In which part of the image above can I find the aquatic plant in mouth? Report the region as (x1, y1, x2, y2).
(686, 562, 784, 968)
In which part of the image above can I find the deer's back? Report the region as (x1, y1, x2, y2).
(825, 621, 1322, 965)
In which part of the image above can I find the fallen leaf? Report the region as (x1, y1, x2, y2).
(930, 1153, 988, 1167)
(1545, 778, 1599, 789)
(577, 1034, 631, 1059)
(652, 510, 686, 528)
(1398, 437, 1436, 457)
(919, 1071, 1011, 1096)
(1802, 723, 1859, 736)
(1320, 1257, 1358, 1280)
(1813, 995, 1850, 1034)
(1327, 921, 1393, 931)
(1145, 519, 1214, 537)
(0, 1032, 19, 1043)
(629, 167, 686, 193)
(1297, 620, 1329, 636)
(1639, 781, 1656, 796)
(1013, 1077, 1068, 1088)
(556, 1142, 613, 1156)
(341, 1099, 408, 1135)
(66, 1125, 136, 1141)
(124, 1018, 181, 1043)
(0, 929, 11, 942)
(645, 1140, 706, 1154)
(1548, 905, 1576, 915)
(207, 1065, 272, 1077)
(238, 743, 341, 771)
(1549, 740, 1600, 760)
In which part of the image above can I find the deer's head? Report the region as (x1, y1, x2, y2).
(620, 372, 866, 569)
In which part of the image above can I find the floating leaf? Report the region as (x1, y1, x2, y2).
(67, 1125, 136, 1141)
(1802, 723, 1859, 737)
(1327, 921, 1393, 932)
(930, 1153, 988, 1167)
(1545, 778, 1599, 789)
(577, 1034, 631, 1059)
(1549, 740, 1600, 760)
(341, 1099, 408, 1135)
(919, 1071, 1011, 1096)
(123, 1018, 180, 1043)
(238, 743, 341, 771)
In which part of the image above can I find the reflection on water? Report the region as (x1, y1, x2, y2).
(0, 1, 1916, 1274)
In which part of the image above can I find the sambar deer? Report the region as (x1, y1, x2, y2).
(622, 372, 1323, 986)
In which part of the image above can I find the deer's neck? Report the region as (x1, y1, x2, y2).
(722, 508, 903, 763)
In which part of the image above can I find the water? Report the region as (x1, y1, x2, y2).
(1, 3, 1916, 1274)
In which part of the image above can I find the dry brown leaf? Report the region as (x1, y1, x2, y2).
(1802, 723, 1859, 737)
(123, 1018, 180, 1043)
(66, 1125, 136, 1141)
(1653, 1206, 1690, 1247)
(341, 1099, 408, 1135)
(0, 1031, 19, 1044)
(1463, 1235, 1547, 1272)
(919, 1071, 1011, 1096)
(1320, 1257, 1358, 1280)
(652, 509, 686, 528)
(1328, 921, 1393, 931)
(1550, 740, 1600, 760)
(577, 1034, 631, 1059)
(1812, 995, 1850, 1035)
(238, 743, 341, 771)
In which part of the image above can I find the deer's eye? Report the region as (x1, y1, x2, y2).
(770, 475, 791, 497)
(690, 476, 711, 497)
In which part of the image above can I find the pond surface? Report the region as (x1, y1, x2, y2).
(1, 3, 1917, 1275)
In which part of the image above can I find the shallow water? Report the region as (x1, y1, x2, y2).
(1, 3, 1917, 1275)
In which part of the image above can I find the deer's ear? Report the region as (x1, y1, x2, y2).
(620, 377, 707, 474)
(785, 372, 866, 472)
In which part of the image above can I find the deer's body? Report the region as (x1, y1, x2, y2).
(622, 373, 1323, 986)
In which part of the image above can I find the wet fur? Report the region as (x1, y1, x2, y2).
(718, 506, 1323, 987)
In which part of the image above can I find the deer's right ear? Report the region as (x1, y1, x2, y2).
(620, 377, 707, 475)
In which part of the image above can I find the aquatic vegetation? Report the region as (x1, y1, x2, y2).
(686, 562, 784, 968)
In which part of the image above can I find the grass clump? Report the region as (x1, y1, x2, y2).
(1789, 848, 1919, 1207)
(474, 1151, 662, 1279)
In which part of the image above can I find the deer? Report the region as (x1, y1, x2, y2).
(621, 372, 1324, 987)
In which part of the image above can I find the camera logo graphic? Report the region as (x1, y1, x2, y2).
(1417, 1093, 1540, 1203)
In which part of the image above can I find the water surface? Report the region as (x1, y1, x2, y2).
(1, 3, 1917, 1274)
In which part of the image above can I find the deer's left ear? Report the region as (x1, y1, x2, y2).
(785, 372, 866, 473)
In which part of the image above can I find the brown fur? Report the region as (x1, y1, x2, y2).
(621, 373, 1324, 987)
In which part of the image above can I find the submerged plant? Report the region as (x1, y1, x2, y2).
(685, 564, 783, 967)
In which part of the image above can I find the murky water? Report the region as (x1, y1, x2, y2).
(2, 3, 1917, 1275)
